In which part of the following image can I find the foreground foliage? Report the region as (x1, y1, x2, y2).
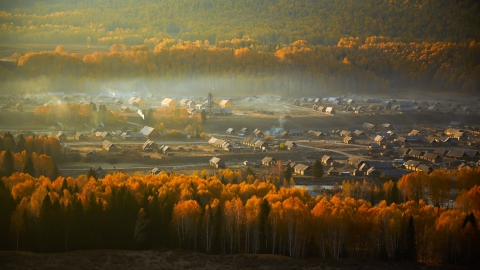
(0, 169, 479, 265)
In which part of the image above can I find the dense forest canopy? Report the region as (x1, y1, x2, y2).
(0, 0, 479, 94)
(0, 0, 479, 45)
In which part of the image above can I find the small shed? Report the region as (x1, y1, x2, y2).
(210, 157, 225, 169)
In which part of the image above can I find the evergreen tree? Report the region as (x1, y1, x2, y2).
(15, 134, 25, 153)
(87, 167, 98, 181)
(369, 188, 375, 206)
(259, 198, 271, 253)
(61, 178, 69, 192)
(2, 149, 15, 177)
(405, 215, 417, 261)
(23, 155, 35, 177)
(0, 180, 16, 249)
(284, 165, 293, 182)
(390, 181, 400, 205)
(201, 109, 207, 123)
(312, 160, 324, 178)
(38, 194, 54, 252)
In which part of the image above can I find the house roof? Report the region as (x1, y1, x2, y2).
(262, 157, 276, 163)
(140, 126, 156, 136)
(295, 163, 311, 171)
(209, 157, 223, 164)
(405, 160, 421, 168)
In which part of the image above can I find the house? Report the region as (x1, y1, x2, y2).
(325, 107, 335, 114)
(353, 130, 367, 138)
(344, 136, 355, 144)
(74, 132, 86, 141)
(128, 97, 145, 107)
(254, 128, 264, 138)
(140, 126, 160, 138)
(219, 100, 232, 108)
(226, 128, 235, 135)
(368, 143, 380, 150)
(262, 157, 277, 166)
(352, 169, 364, 176)
(148, 167, 161, 175)
(289, 129, 304, 136)
(161, 98, 176, 108)
(239, 127, 248, 136)
(326, 167, 339, 176)
(284, 141, 297, 150)
(159, 145, 172, 154)
(422, 152, 442, 163)
(55, 131, 67, 141)
(362, 122, 376, 131)
(294, 163, 312, 175)
(339, 130, 351, 137)
(404, 160, 421, 171)
(142, 139, 157, 151)
(210, 157, 225, 169)
(308, 130, 324, 138)
(121, 132, 144, 140)
(322, 155, 334, 166)
(348, 156, 366, 168)
(114, 99, 123, 105)
(366, 167, 381, 179)
(102, 140, 116, 151)
(408, 130, 421, 136)
(446, 149, 468, 159)
(93, 165, 106, 179)
(374, 135, 386, 145)
(416, 164, 433, 174)
(409, 149, 425, 159)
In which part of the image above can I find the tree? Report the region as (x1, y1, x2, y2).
(87, 167, 98, 181)
(312, 160, 324, 179)
(23, 155, 35, 177)
(405, 215, 417, 261)
(2, 150, 15, 177)
(259, 198, 271, 253)
(285, 165, 293, 183)
(201, 110, 207, 123)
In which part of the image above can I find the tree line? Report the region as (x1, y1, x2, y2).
(0, 167, 479, 264)
(0, 0, 478, 46)
(3, 39, 479, 95)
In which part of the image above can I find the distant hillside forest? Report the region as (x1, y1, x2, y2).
(0, 0, 479, 94)
(1, 39, 479, 94)
(0, 0, 479, 45)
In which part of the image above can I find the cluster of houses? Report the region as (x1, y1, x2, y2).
(287, 95, 480, 115)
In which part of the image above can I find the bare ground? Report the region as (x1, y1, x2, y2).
(0, 249, 471, 270)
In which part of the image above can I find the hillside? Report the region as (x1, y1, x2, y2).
(0, 0, 479, 45)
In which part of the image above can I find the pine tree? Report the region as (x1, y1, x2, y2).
(87, 167, 98, 181)
(259, 198, 271, 253)
(51, 164, 61, 180)
(2, 149, 15, 177)
(15, 134, 25, 153)
(312, 160, 324, 178)
(23, 155, 35, 177)
(0, 180, 16, 249)
(61, 178, 69, 192)
(284, 165, 293, 183)
(390, 181, 400, 205)
(201, 109, 207, 123)
(405, 215, 417, 261)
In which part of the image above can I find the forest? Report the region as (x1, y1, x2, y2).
(0, 0, 479, 45)
(1, 145, 480, 264)
(1, 39, 479, 94)
(0, 0, 479, 93)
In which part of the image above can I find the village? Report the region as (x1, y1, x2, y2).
(1, 91, 480, 191)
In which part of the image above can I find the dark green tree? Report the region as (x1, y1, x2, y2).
(23, 155, 35, 177)
(405, 215, 417, 261)
(312, 160, 324, 178)
(259, 198, 271, 253)
(15, 134, 25, 153)
(284, 165, 293, 182)
(0, 180, 16, 249)
(2, 149, 15, 177)
(51, 164, 61, 180)
(201, 109, 207, 123)
(87, 167, 98, 181)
